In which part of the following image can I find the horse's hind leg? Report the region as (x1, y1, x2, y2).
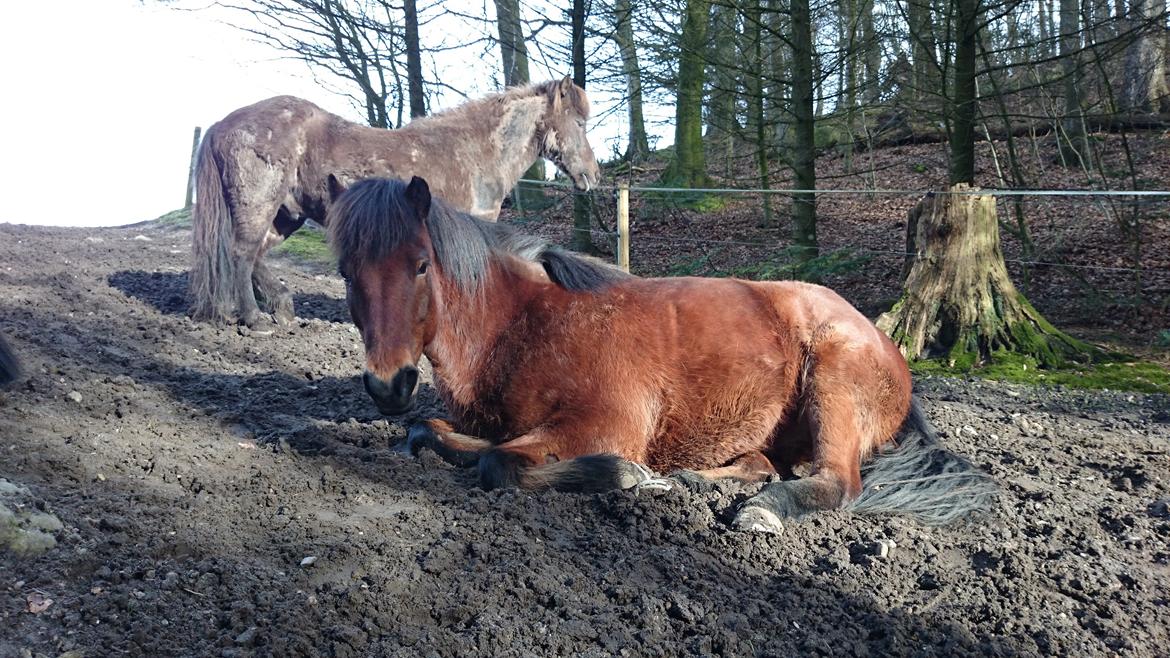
(252, 260, 294, 324)
(732, 344, 886, 533)
(252, 207, 305, 324)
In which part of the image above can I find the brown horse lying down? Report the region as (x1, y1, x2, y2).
(328, 177, 995, 532)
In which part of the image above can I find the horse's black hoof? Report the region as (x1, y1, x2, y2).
(406, 422, 437, 457)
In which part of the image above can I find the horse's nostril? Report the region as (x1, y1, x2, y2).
(392, 366, 419, 400)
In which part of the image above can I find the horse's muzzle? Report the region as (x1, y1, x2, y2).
(363, 366, 419, 415)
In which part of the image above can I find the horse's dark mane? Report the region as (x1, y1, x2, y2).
(327, 178, 628, 292)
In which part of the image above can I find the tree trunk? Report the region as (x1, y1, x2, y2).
(403, 0, 426, 119)
(791, 0, 818, 259)
(877, 186, 1094, 368)
(1059, 0, 1091, 164)
(662, 0, 712, 187)
(749, 0, 773, 226)
(907, 0, 938, 105)
(949, 0, 979, 185)
(1122, 0, 1170, 112)
(861, 0, 881, 103)
(570, 0, 596, 254)
(612, 0, 650, 161)
(493, 0, 544, 204)
(706, 1, 740, 157)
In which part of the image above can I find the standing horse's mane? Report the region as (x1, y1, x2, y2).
(404, 80, 591, 129)
(327, 178, 625, 292)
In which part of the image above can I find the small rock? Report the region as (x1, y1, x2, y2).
(66, 391, 83, 404)
(234, 627, 257, 647)
(1149, 498, 1170, 518)
(961, 425, 977, 437)
(131, 234, 153, 241)
(299, 556, 318, 567)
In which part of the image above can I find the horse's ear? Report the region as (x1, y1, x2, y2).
(405, 176, 432, 221)
(327, 174, 348, 203)
(558, 75, 573, 96)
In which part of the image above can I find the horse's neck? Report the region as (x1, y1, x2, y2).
(406, 95, 545, 217)
(485, 95, 546, 188)
(425, 262, 538, 408)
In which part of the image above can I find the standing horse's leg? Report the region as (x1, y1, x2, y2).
(252, 208, 306, 324)
(252, 260, 294, 324)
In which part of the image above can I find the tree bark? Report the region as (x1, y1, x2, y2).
(877, 186, 1094, 368)
(949, 0, 979, 185)
(791, 0, 818, 259)
(612, 0, 650, 161)
(1122, 0, 1170, 112)
(706, 1, 741, 155)
(860, 0, 881, 103)
(403, 0, 426, 119)
(662, 0, 712, 187)
(1059, 0, 1091, 164)
(749, 0, 773, 226)
(571, 0, 596, 254)
(493, 0, 544, 203)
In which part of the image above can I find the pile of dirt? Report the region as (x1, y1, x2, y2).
(1, 220, 1168, 657)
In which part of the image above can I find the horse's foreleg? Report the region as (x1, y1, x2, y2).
(668, 450, 779, 493)
(405, 419, 493, 467)
(476, 424, 655, 493)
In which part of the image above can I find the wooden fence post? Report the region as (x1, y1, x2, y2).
(616, 183, 630, 272)
(185, 126, 202, 209)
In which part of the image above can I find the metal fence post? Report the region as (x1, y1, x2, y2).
(617, 183, 630, 272)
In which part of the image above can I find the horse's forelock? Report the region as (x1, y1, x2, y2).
(327, 178, 423, 271)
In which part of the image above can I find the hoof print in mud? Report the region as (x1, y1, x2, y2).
(733, 506, 785, 535)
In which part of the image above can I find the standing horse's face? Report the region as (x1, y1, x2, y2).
(542, 77, 602, 192)
(337, 178, 437, 416)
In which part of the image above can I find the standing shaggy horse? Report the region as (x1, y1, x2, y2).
(328, 177, 995, 532)
(190, 77, 600, 328)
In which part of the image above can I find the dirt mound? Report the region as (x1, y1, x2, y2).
(1, 221, 1168, 656)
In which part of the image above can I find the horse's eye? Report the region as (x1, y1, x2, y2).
(417, 260, 429, 275)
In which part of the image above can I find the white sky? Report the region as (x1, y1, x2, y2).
(0, 0, 669, 227)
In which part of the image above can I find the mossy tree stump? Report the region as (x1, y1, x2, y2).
(877, 184, 1095, 369)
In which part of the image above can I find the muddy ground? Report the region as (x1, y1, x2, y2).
(1, 219, 1168, 657)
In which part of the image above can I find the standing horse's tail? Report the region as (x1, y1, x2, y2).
(848, 397, 997, 525)
(188, 133, 236, 323)
(0, 334, 21, 388)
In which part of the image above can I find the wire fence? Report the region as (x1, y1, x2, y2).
(499, 179, 1170, 337)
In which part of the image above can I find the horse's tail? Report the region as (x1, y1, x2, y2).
(0, 334, 21, 388)
(478, 451, 646, 494)
(848, 396, 997, 525)
(188, 132, 236, 323)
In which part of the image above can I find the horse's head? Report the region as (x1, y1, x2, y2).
(327, 175, 437, 415)
(540, 76, 602, 192)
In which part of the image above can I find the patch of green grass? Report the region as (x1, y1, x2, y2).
(153, 207, 192, 228)
(273, 227, 335, 267)
(911, 351, 1170, 394)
